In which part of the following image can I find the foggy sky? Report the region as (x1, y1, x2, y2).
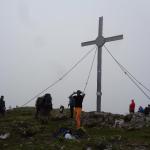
(0, 0, 150, 114)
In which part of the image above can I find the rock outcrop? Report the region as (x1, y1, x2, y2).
(81, 111, 150, 129)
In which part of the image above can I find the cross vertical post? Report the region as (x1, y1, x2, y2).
(81, 17, 123, 112)
(97, 17, 103, 112)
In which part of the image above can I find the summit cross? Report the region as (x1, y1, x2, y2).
(81, 17, 123, 112)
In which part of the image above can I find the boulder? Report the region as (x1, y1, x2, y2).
(81, 111, 150, 129)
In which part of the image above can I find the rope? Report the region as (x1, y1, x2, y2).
(21, 46, 97, 107)
(83, 48, 97, 93)
(104, 45, 150, 100)
(120, 65, 150, 93)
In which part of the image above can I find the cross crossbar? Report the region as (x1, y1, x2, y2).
(81, 35, 123, 47)
(81, 40, 96, 47)
(105, 35, 123, 43)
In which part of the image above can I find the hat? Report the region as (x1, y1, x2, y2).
(77, 90, 82, 94)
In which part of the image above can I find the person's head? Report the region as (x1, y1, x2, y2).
(77, 90, 82, 95)
(45, 93, 51, 98)
(131, 99, 134, 103)
(1, 96, 4, 100)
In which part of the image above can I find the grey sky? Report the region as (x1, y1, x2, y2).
(0, 0, 150, 114)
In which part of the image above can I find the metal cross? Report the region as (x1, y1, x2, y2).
(81, 17, 123, 112)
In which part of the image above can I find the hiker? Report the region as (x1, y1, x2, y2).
(138, 106, 144, 113)
(73, 90, 85, 129)
(144, 105, 150, 115)
(144, 107, 149, 115)
(148, 104, 150, 113)
(0, 96, 5, 116)
(35, 93, 53, 119)
(129, 99, 135, 114)
(68, 92, 75, 118)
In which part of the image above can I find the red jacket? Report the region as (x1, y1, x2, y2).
(130, 101, 135, 111)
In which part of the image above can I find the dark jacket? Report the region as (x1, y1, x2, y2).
(68, 97, 75, 107)
(0, 99, 5, 109)
(73, 94, 85, 108)
(144, 107, 149, 115)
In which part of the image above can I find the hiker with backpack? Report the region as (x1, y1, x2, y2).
(72, 90, 85, 129)
(148, 104, 150, 113)
(35, 93, 53, 119)
(144, 104, 150, 115)
(68, 92, 75, 118)
(0, 96, 5, 116)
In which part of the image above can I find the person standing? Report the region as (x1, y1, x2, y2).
(129, 99, 135, 114)
(147, 104, 150, 114)
(73, 90, 85, 129)
(68, 92, 75, 118)
(0, 96, 5, 116)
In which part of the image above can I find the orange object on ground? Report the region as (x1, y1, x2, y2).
(74, 107, 82, 129)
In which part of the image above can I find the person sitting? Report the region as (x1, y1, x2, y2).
(138, 106, 144, 113)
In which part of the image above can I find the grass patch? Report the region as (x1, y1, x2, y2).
(0, 107, 150, 149)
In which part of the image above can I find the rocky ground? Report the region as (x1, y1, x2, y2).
(82, 111, 150, 129)
(0, 107, 150, 150)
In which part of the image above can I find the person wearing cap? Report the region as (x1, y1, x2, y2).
(129, 99, 135, 114)
(73, 90, 85, 129)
